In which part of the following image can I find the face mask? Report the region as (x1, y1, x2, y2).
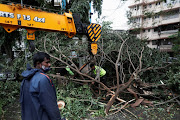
(41, 65, 51, 73)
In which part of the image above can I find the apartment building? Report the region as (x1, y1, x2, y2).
(128, 0, 180, 54)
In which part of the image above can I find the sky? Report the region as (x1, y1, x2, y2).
(91, 0, 131, 30)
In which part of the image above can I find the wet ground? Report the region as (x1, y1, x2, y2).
(1, 99, 21, 120)
(1, 98, 180, 120)
(88, 104, 180, 120)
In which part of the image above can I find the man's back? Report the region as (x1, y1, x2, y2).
(20, 68, 61, 120)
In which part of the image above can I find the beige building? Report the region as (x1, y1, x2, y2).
(128, 0, 180, 53)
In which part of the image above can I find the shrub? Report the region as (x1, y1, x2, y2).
(0, 81, 20, 116)
(56, 82, 105, 120)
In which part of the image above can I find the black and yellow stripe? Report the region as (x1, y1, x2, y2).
(87, 23, 101, 42)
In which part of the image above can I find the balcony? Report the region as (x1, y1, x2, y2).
(129, 0, 144, 8)
(162, 1, 180, 11)
(145, 0, 159, 3)
(143, 18, 161, 28)
(147, 43, 173, 52)
(131, 11, 143, 17)
(147, 44, 158, 49)
(160, 29, 179, 34)
(159, 45, 173, 52)
(161, 13, 180, 25)
(141, 29, 178, 40)
(142, 13, 179, 29)
(147, 45, 172, 52)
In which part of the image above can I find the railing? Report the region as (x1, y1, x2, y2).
(161, 29, 178, 34)
(163, 14, 179, 20)
(159, 45, 173, 52)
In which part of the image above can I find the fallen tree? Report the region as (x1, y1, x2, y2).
(30, 19, 180, 117)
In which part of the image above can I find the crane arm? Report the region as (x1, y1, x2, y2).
(0, 3, 76, 39)
(0, 3, 101, 55)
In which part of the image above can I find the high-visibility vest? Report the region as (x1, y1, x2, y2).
(94, 66, 106, 77)
(65, 66, 74, 75)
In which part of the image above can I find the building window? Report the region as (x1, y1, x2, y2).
(152, 41, 157, 45)
(163, 9, 179, 20)
(138, 18, 140, 22)
(154, 15, 160, 19)
(135, 18, 140, 23)
(137, 5, 139, 10)
(156, 2, 161, 5)
(148, 29, 150, 32)
(143, 29, 146, 33)
(134, 5, 139, 11)
(144, 5, 147, 9)
(149, 4, 152, 8)
(161, 39, 172, 45)
(146, 41, 150, 44)
(154, 28, 158, 32)
(164, 0, 178, 5)
(171, 0, 177, 4)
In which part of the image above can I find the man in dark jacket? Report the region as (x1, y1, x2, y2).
(20, 52, 65, 120)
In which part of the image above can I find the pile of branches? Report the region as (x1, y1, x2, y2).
(37, 33, 180, 115)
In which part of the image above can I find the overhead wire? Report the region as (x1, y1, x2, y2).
(103, 0, 126, 19)
(99, 0, 129, 29)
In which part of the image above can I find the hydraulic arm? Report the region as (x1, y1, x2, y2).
(0, 3, 101, 55)
(0, 3, 76, 39)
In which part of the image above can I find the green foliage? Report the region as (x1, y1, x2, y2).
(12, 52, 32, 73)
(101, 20, 113, 31)
(165, 63, 180, 93)
(69, 0, 103, 21)
(169, 31, 180, 55)
(91, 0, 103, 17)
(70, 0, 90, 22)
(0, 81, 20, 116)
(0, 28, 20, 59)
(96, 21, 171, 85)
(56, 82, 105, 119)
(144, 11, 154, 18)
(126, 11, 132, 25)
(0, 27, 5, 46)
(125, 0, 180, 94)
(0, 30, 32, 76)
(139, 49, 168, 82)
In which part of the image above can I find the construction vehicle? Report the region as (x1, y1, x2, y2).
(0, 2, 101, 55)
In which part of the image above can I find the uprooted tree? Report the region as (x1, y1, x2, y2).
(31, 20, 180, 115)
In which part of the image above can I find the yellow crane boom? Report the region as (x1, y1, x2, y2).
(0, 3, 76, 40)
(0, 3, 101, 55)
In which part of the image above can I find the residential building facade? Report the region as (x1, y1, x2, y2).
(128, 0, 180, 54)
